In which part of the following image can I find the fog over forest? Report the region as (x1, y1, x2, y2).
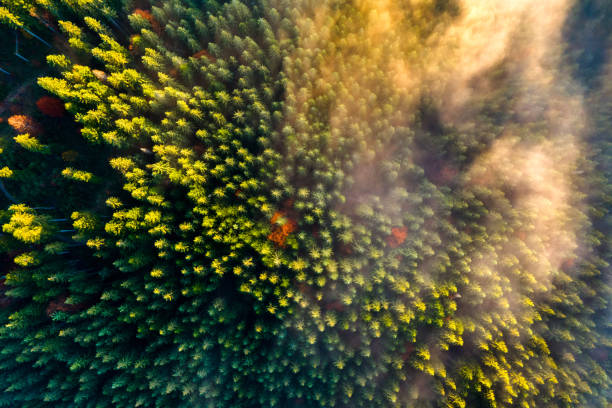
(0, 1, 610, 407)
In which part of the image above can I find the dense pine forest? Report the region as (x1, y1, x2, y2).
(0, 0, 610, 407)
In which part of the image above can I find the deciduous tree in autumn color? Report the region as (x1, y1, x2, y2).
(386, 226, 408, 248)
(7, 114, 41, 135)
(268, 210, 297, 247)
(36, 96, 65, 117)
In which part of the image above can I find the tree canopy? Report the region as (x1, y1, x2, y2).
(0, 0, 610, 407)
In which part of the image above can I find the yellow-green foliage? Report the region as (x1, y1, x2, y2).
(14, 134, 49, 153)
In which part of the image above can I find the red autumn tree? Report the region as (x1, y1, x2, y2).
(36, 96, 65, 118)
(386, 226, 407, 248)
(268, 211, 297, 247)
(8, 115, 42, 135)
(133, 9, 161, 34)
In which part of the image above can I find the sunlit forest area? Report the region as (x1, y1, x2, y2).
(0, 0, 610, 407)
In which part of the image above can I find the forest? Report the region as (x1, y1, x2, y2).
(0, 0, 610, 407)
